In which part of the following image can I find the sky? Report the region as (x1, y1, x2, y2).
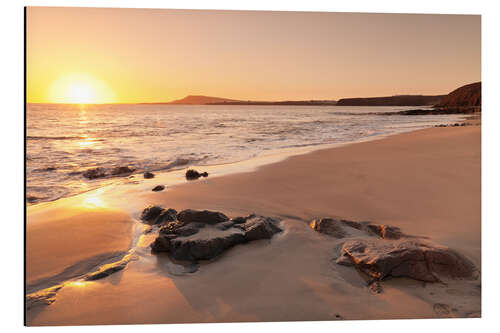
(26, 7, 481, 103)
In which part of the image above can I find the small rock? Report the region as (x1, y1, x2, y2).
(144, 171, 155, 179)
(27, 195, 39, 203)
(152, 185, 165, 192)
(185, 169, 209, 180)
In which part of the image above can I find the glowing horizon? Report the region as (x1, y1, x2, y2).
(26, 7, 481, 104)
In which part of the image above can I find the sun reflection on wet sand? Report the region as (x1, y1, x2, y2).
(81, 188, 107, 208)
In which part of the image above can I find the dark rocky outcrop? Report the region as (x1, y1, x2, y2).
(152, 185, 165, 192)
(185, 169, 209, 180)
(336, 95, 444, 106)
(144, 171, 155, 179)
(336, 240, 477, 282)
(150, 209, 282, 262)
(82, 167, 107, 179)
(309, 217, 478, 290)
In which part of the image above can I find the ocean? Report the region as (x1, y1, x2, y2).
(27, 103, 465, 203)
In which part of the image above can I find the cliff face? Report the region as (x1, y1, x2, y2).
(336, 95, 445, 106)
(435, 82, 481, 108)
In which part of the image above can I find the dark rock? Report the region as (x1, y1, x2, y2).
(33, 166, 57, 172)
(173, 223, 202, 237)
(310, 218, 347, 238)
(144, 171, 155, 179)
(177, 209, 229, 224)
(140, 205, 165, 224)
(168, 231, 246, 261)
(152, 185, 165, 192)
(339, 219, 364, 230)
(336, 240, 477, 282)
(243, 215, 282, 241)
(185, 169, 209, 180)
(159, 220, 204, 236)
(27, 196, 39, 203)
(82, 167, 107, 179)
(151, 210, 282, 262)
(231, 216, 248, 224)
(110, 166, 135, 176)
(151, 234, 177, 252)
(365, 223, 403, 239)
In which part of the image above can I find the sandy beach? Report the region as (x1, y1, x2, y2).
(25, 124, 481, 325)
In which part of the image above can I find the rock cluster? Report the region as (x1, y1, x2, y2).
(336, 239, 477, 282)
(146, 208, 282, 261)
(82, 166, 135, 179)
(309, 217, 478, 289)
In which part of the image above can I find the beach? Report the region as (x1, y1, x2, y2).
(26, 123, 481, 325)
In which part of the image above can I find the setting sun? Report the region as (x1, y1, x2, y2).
(48, 73, 116, 104)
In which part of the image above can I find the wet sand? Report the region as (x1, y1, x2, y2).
(26, 125, 481, 325)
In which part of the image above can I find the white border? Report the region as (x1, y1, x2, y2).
(2, 0, 499, 332)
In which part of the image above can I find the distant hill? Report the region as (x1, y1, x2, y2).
(336, 95, 445, 106)
(168, 95, 241, 105)
(168, 95, 337, 106)
(435, 82, 481, 108)
(209, 100, 337, 106)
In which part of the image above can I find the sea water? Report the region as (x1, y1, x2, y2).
(27, 103, 465, 203)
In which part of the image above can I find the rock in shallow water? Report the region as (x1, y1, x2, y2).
(82, 167, 107, 179)
(110, 166, 135, 176)
(150, 209, 282, 261)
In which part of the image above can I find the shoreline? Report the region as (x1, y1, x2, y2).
(26, 122, 481, 325)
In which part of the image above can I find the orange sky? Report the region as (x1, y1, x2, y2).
(26, 7, 481, 103)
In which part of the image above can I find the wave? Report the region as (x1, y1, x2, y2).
(27, 135, 89, 141)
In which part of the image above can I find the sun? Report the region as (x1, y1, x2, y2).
(49, 73, 115, 104)
(67, 82, 96, 104)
